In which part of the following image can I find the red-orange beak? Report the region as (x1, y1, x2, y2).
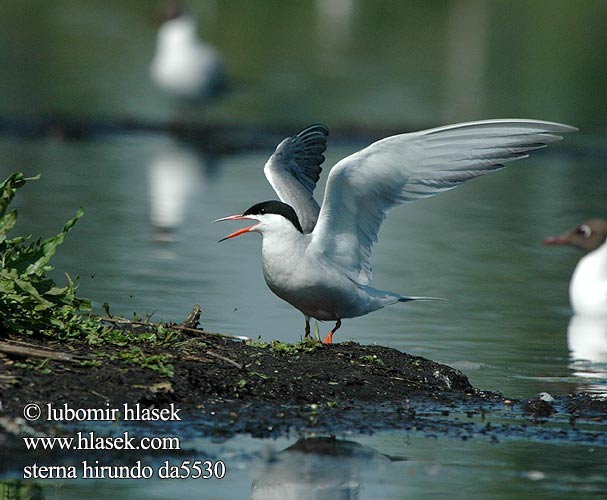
(543, 234, 570, 246)
(213, 214, 259, 242)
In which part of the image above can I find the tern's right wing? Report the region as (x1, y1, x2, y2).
(264, 124, 329, 233)
(309, 119, 577, 285)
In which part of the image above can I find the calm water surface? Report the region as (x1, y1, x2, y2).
(6, 432, 607, 499)
(1, 133, 604, 398)
(2, 132, 606, 498)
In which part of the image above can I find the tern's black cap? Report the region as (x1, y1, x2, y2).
(243, 200, 304, 233)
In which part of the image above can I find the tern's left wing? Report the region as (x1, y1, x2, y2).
(309, 119, 577, 285)
(264, 124, 329, 233)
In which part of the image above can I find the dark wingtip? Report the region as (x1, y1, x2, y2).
(297, 124, 329, 138)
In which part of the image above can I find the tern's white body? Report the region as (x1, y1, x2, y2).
(259, 219, 404, 320)
(217, 120, 576, 341)
(570, 238, 607, 316)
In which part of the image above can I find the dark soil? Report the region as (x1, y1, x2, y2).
(0, 332, 481, 414)
(1, 326, 606, 472)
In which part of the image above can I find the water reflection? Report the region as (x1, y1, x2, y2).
(568, 315, 607, 393)
(148, 144, 203, 240)
(0, 481, 44, 500)
(251, 436, 406, 500)
(147, 137, 221, 242)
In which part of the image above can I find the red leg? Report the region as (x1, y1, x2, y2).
(304, 317, 311, 339)
(322, 319, 342, 344)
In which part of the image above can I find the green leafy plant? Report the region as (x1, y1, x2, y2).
(0, 173, 185, 378)
(360, 354, 385, 366)
(0, 172, 96, 338)
(113, 347, 175, 378)
(266, 339, 323, 355)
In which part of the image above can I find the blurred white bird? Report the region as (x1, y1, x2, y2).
(544, 219, 607, 316)
(150, 3, 227, 101)
(216, 120, 576, 343)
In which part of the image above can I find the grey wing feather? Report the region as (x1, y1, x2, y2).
(310, 119, 577, 285)
(264, 124, 329, 233)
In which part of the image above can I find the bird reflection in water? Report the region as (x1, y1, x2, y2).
(251, 436, 406, 500)
(568, 315, 607, 393)
(148, 140, 220, 243)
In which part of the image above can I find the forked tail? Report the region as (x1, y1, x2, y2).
(398, 295, 448, 303)
(362, 284, 447, 306)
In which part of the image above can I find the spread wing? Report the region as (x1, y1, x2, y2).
(309, 119, 577, 284)
(264, 124, 329, 233)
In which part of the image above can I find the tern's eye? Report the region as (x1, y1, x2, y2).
(576, 224, 592, 238)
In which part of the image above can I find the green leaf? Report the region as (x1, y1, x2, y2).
(44, 285, 69, 296)
(13, 277, 54, 309)
(0, 172, 96, 339)
(0, 210, 17, 243)
(12, 208, 84, 276)
(0, 173, 39, 218)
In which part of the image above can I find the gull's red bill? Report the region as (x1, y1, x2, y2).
(543, 235, 569, 246)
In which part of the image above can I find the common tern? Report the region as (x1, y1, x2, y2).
(216, 120, 576, 343)
(544, 219, 607, 316)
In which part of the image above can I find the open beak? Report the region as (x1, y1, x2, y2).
(213, 214, 259, 242)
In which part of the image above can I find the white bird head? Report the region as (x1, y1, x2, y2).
(214, 200, 304, 242)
